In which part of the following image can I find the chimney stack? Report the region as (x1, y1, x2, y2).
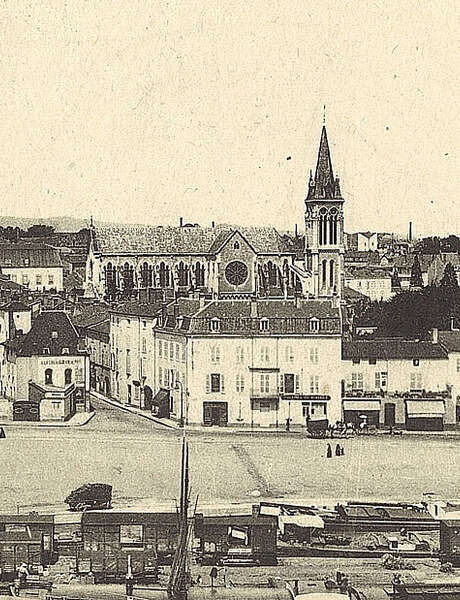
(250, 299, 258, 318)
(179, 217, 183, 228)
(408, 221, 413, 242)
(199, 295, 206, 309)
(295, 223, 298, 237)
(211, 221, 215, 229)
(432, 327, 438, 344)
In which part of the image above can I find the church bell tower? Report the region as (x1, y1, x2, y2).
(304, 124, 345, 299)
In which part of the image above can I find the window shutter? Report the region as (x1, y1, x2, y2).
(206, 374, 210, 394)
(279, 374, 284, 393)
(241, 375, 244, 392)
(221, 374, 225, 393)
(295, 374, 300, 392)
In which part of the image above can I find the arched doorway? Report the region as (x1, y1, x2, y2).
(144, 386, 153, 411)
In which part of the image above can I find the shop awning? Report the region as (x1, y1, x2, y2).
(406, 400, 445, 417)
(279, 514, 325, 534)
(342, 399, 381, 411)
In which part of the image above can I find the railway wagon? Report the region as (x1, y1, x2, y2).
(194, 508, 278, 566)
(79, 510, 194, 581)
(0, 530, 43, 581)
(0, 513, 55, 576)
(439, 519, 460, 566)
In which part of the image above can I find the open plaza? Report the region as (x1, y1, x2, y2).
(2, 396, 459, 515)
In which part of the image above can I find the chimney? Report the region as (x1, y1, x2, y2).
(179, 217, 183, 228)
(294, 223, 298, 237)
(408, 221, 412, 242)
(250, 299, 258, 318)
(432, 328, 438, 344)
(199, 295, 206, 309)
(295, 294, 301, 308)
(211, 221, 215, 228)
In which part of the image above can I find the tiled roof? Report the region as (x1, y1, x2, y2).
(181, 299, 342, 335)
(0, 274, 24, 291)
(14, 311, 81, 357)
(342, 340, 448, 360)
(194, 299, 340, 320)
(71, 303, 111, 328)
(345, 267, 391, 280)
(111, 300, 164, 318)
(439, 331, 460, 353)
(94, 224, 292, 255)
(343, 286, 369, 300)
(0, 241, 62, 268)
(0, 300, 30, 312)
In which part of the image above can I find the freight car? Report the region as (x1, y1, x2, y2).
(77, 510, 192, 582)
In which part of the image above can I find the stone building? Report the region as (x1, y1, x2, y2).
(110, 297, 342, 427)
(0, 241, 64, 291)
(84, 125, 345, 303)
(341, 334, 454, 430)
(3, 311, 89, 421)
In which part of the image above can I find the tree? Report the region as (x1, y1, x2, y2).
(25, 224, 55, 237)
(410, 255, 424, 289)
(440, 262, 459, 287)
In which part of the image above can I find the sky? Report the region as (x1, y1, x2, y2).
(0, 1, 458, 237)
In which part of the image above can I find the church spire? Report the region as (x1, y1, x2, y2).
(307, 125, 342, 200)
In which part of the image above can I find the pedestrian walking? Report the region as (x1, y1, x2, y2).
(0, 426, 6, 439)
(341, 446, 345, 456)
(335, 443, 341, 456)
(326, 443, 332, 458)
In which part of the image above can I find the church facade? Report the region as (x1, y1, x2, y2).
(84, 125, 345, 302)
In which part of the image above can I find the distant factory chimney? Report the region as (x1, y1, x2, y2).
(408, 221, 413, 242)
(179, 217, 183, 228)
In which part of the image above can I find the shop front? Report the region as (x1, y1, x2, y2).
(342, 398, 381, 426)
(250, 398, 279, 427)
(203, 401, 228, 427)
(405, 399, 445, 431)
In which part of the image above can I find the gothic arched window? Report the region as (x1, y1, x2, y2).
(159, 262, 170, 288)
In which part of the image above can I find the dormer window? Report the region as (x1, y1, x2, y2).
(43, 347, 50, 355)
(23, 258, 30, 266)
(210, 318, 221, 332)
(260, 318, 269, 332)
(62, 347, 70, 355)
(413, 359, 420, 367)
(309, 318, 320, 332)
(233, 241, 240, 250)
(51, 331, 58, 339)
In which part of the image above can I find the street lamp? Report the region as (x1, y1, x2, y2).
(174, 380, 185, 428)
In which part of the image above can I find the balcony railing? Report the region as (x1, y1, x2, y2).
(250, 387, 280, 399)
(342, 388, 451, 400)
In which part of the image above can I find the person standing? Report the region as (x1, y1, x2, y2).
(327, 443, 332, 458)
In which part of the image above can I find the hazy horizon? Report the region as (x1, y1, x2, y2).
(1, 2, 458, 237)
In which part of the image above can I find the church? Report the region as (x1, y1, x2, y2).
(84, 125, 345, 303)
